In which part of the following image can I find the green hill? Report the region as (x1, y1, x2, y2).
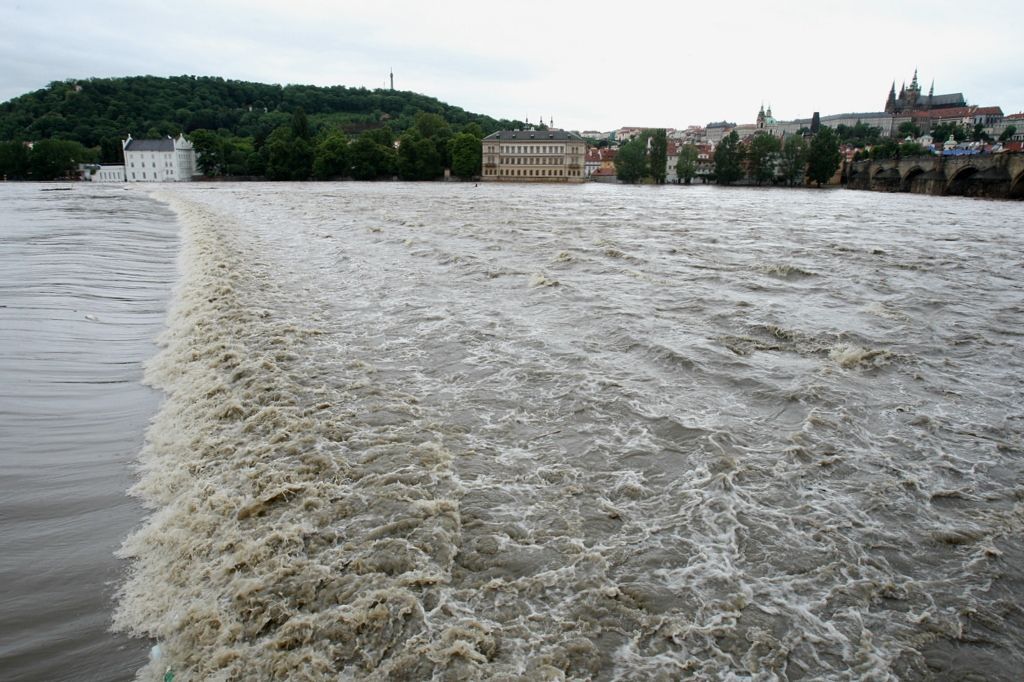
(0, 75, 519, 163)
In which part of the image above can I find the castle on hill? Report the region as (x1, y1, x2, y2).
(885, 69, 966, 114)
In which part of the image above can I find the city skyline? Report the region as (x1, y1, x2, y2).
(3, 0, 1022, 132)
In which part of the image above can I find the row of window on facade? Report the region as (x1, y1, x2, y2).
(129, 170, 176, 179)
(494, 156, 577, 166)
(493, 144, 574, 154)
(482, 168, 582, 177)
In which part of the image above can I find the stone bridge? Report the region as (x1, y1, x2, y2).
(847, 153, 1024, 199)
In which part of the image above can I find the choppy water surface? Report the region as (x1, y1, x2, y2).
(113, 182, 1024, 681)
(0, 184, 177, 681)
(6, 181, 1023, 681)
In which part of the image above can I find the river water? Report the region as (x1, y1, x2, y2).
(0, 184, 177, 681)
(2, 182, 1022, 681)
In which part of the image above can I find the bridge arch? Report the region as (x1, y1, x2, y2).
(901, 166, 925, 192)
(871, 165, 901, 191)
(1011, 169, 1024, 200)
(945, 165, 980, 197)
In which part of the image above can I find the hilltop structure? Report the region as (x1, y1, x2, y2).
(480, 129, 587, 183)
(885, 70, 966, 114)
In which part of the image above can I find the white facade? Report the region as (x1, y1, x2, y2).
(122, 134, 196, 182)
(83, 164, 125, 182)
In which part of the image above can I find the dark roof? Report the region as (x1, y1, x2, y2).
(124, 138, 174, 152)
(928, 93, 966, 107)
(483, 130, 584, 141)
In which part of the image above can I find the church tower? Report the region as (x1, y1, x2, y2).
(907, 69, 921, 108)
(756, 103, 766, 129)
(885, 81, 897, 114)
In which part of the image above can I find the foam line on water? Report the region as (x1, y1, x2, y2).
(114, 194, 473, 680)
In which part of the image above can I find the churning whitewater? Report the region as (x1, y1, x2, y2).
(115, 183, 1024, 681)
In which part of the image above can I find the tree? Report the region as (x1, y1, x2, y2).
(649, 129, 667, 184)
(413, 112, 452, 169)
(676, 144, 697, 184)
(189, 129, 227, 175)
(0, 141, 30, 179)
(999, 125, 1017, 142)
(897, 121, 921, 139)
(971, 123, 991, 143)
(397, 130, 442, 180)
(312, 130, 349, 179)
(869, 138, 899, 160)
(28, 139, 93, 180)
(348, 133, 397, 180)
(263, 126, 313, 180)
(931, 122, 968, 143)
(614, 136, 648, 183)
(806, 126, 842, 187)
(778, 134, 809, 186)
(449, 132, 481, 179)
(291, 106, 311, 141)
(746, 133, 781, 185)
(460, 122, 484, 139)
(899, 141, 928, 157)
(836, 122, 883, 147)
(713, 131, 742, 185)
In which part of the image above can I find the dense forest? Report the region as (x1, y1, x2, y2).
(0, 75, 523, 180)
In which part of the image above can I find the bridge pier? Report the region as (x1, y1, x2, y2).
(849, 154, 1024, 200)
(903, 169, 946, 196)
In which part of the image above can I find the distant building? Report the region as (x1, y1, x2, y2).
(480, 129, 587, 183)
(81, 164, 125, 182)
(122, 134, 196, 182)
(695, 144, 714, 180)
(885, 70, 966, 114)
(756, 104, 777, 130)
(666, 141, 680, 182)
(705, 121, 736, 145)
(584, 148, 602, 178)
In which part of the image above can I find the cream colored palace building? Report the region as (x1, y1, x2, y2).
(481, 129, 587, 182)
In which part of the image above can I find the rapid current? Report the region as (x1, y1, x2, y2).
(3, 182, 1023, 680)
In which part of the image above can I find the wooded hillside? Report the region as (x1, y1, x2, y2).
(0, 75, 517, 163)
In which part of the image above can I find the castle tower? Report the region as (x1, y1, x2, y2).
(885, 81, 897, 113)
(907, 69, 921, 107)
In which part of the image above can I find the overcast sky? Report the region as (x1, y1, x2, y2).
(3, 0, 1021, 131)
